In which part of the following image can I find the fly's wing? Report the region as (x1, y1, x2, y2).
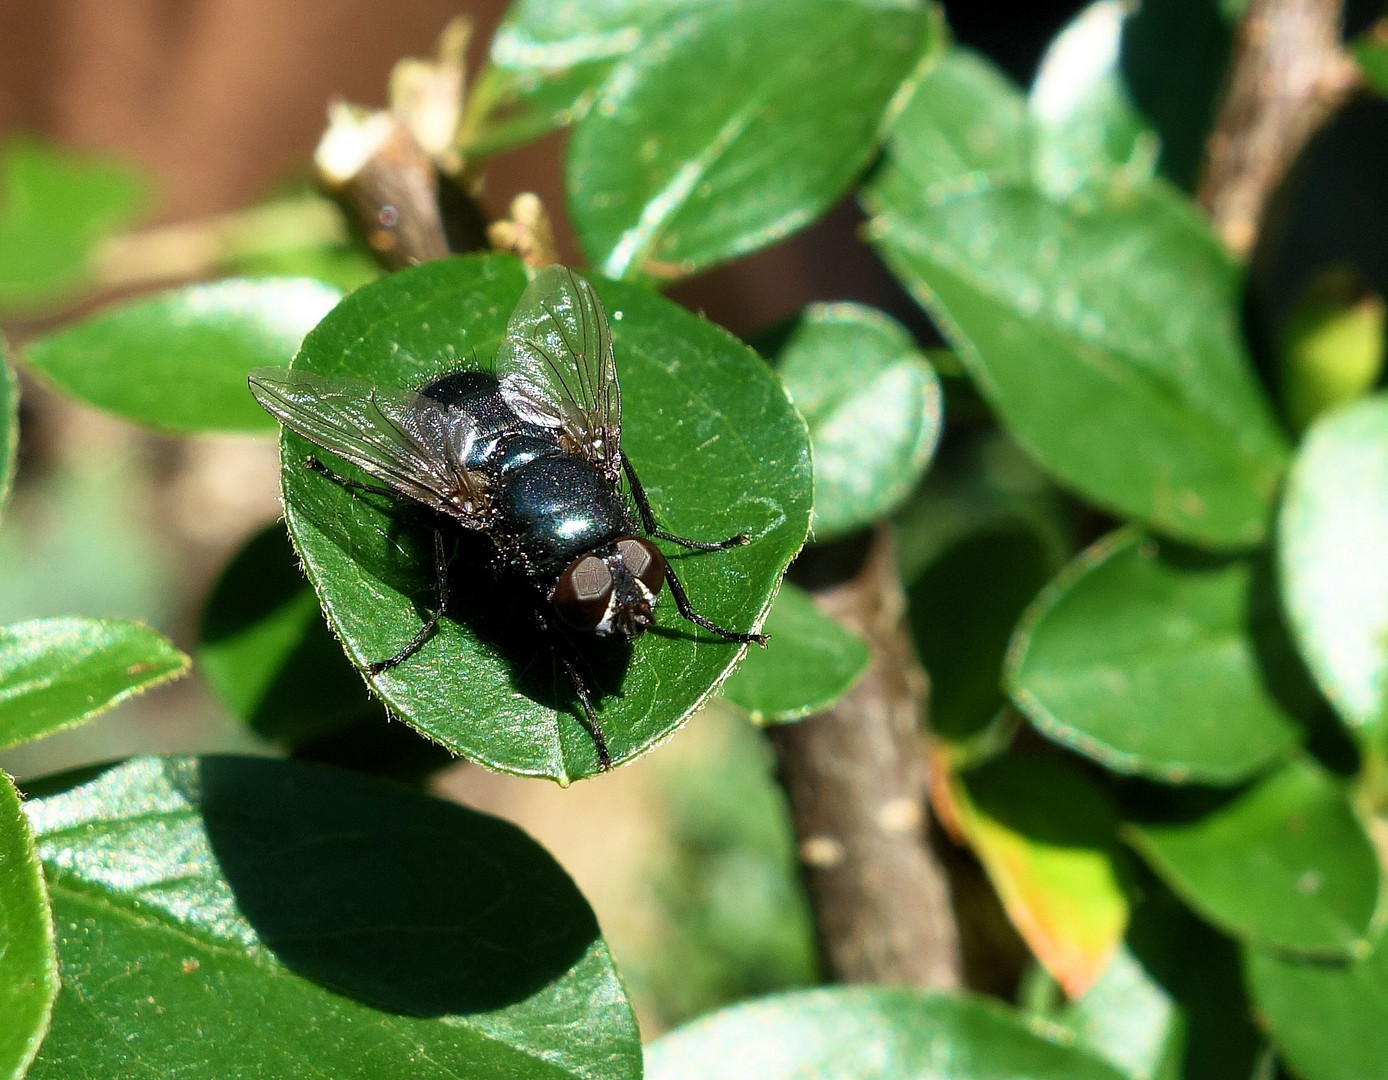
(248, 368, 489, 525)
(495, 265, 622, 483)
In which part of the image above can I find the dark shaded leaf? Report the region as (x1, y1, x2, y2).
(1279, 394, 1388, 749)
(0, 139, 147, 314)
(1007, 531, 1305, 784)
(25, 278, 341, 434)
(765, 302, 941, 540)
(567, 1, 932, 280)
(0, 339, 15, 521)
(277, 254, 811, 781)
(1127, 758, 1380, 956)
(0, 771, 56, 1080)
(198, 523, 380, 744)
(24, 755, 641, 1080)
(719, 582, 868, 725)
(0, 618, 189, 752)
(644, 987, 1129, 1080)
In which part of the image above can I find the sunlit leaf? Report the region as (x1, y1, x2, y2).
(24, 755, 641, 1079)
(0, 771, 56, 1080)
(276, 254, 811, 782)
(719, 582, 868, 725)
(25, 278, 341, 433)
(0, 618, 189, 752)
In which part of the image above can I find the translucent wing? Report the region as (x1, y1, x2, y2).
(248, 367, 489, 525)
(495, 265, 622, 482)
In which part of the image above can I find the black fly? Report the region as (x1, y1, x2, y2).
(248, 265, 766, 770)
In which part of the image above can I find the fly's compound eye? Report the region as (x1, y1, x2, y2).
(554, 554, 615, 631)
(615, 537, 666, 596)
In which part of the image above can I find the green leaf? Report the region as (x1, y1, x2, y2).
(0, 139, 147, 314)
(567, 1, 932, 280)
(0, 339, 16, 522)
(198, 523, 381, 744)
(0, 771, 56, 1080)
(24, 755, 640, 1079)
(956, 753, 1129, 997)
(763, 302, 942, 540)
(1007, 530, 1305, 784)
(645, 987, 1129, 1080)
(1278, 270, 1385, 435)
(1279, 394, 1388, 747)
(909, 523, 1059, 746)
(0, 618, 189, 752)
(719, 582, 868, 725)
(1353, 23, 1388, 99)
(1246, 932, 1388, 1080)
(1028, 1, 1158, 194)
(278, 254, 811, 782)
(1126, 758, 1380, 956)
(865, 51, 1288, 549)
(25, 278, 341, 434)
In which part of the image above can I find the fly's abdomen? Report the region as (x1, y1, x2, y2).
(496, 453, 627, 577)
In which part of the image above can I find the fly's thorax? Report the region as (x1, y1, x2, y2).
(552, 536, 667, 638)
(495, 452, 628, 578)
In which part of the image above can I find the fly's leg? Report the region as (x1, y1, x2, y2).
(534, 611, 612, 771)
(620, 452, 767, 645)
(663, 561, 768, 646)
(368, 527, 450, 674)
(621, 452, 750, 550)
(304, 456, 396, 499)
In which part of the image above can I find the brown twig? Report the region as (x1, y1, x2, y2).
(1197, 0, 1359, 255)
(768, 527, 962, 987)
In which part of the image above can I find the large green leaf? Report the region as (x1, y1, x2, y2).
(198, 523, 381, 744)
(1279, 394, 1388, 748)
(0, 618, 189, 752)
(1127, 759, 1380, 956)
(0, 339, 16, 521)
(567, 0, 931, 280)
(0, 771, 56, 1080)
(278, 254, 811, 782)
(24, 755, 641, 1080)
(1354, 24, 1388, 99)
(1007, 530, 1305, 784)
(865, 50, 1288, 549)
(763, 302, 941, 540)
(25, 278, 341, 434)
(718, 582, 868, 725)
(644, 987, 1129, 1080)
(1246, 933, 1388, 1080)
(0, 139, 147, 314)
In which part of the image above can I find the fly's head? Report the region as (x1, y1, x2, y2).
(552, 537, 667, 640)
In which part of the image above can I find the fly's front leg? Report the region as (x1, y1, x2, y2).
(662, 562, 768, 646)
(534, 611, 612, 771)
(368, 527, 450, 674)
(621, 452, 750, 551)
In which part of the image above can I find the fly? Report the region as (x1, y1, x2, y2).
(248, 265, 766, 771)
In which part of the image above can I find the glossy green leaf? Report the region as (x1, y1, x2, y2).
(1007, 530, 1305, 784)
(865, 51, 1288, 549)
(198, 523, 380, 744)
(1127, 759, 1380, 956)
(1056, 880, 1263, 1080)
(0, 139, 147, 314)
(567, 1, 931, 280)
(909, 523, 1058, 746)
(24, 755, 640, 1079)
(719, 582, 869, 725)
(0, 771, 56, 1080)
(279, 254, 811, 782)
(0, 339, 16, 522)
(1279, 394, 1388, 747)
(25, 278, 341, 434)
(956, 753, 1128, 997)
(0, 618, 189, 752)
(645, 987, 1128, 1080)
(764, 302, 941, 540)
(1028, 1, 1158, 194)
(1246, 932, 1388, 1080)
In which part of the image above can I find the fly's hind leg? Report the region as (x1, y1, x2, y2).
(368, 527, 450, 675)
(304, 456, 396, 499)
